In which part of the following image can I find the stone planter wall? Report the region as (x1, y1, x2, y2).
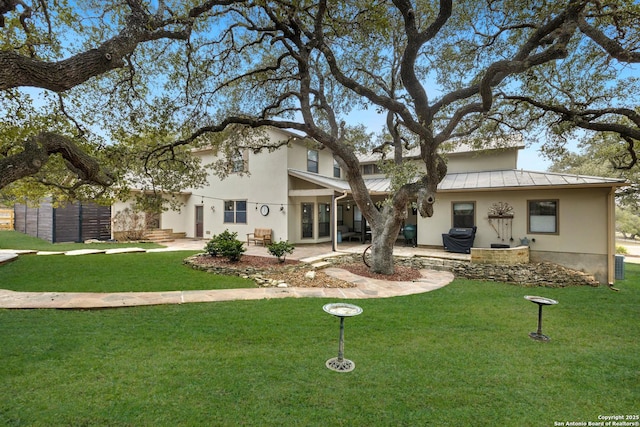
(395, 256, 598, 287)
(184, 252, 599, 288)
(471, 246, 530, 265)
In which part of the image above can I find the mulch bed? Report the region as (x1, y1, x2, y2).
(190, 254, 422, 288)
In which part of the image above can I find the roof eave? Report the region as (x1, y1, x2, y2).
(439, 182, 628, 193)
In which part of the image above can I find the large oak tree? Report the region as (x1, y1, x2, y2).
(171, 0, 639, 273)
(1, 0, 639, 274)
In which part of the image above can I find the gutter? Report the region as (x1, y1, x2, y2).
(333, 191, 349, 252)
(607, 187, 616, 288)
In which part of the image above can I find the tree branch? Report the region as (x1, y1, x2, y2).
(0, 132, 114, 189)
(0, 0, 239, 92)
(578, 15, 640, 63)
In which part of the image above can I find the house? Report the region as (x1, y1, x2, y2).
(112, 128, 626, 284)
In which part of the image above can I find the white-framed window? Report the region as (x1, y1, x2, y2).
(230, 149, 248, 173)
(224, 200, 247, 224)
(452, 202, 475, 228)
(333, 160, 341, 178)
(528, 200, 558, 234)
(302, 203, 314, 238)
(318, 203, 330, 237)
(353, 206, 362, 232)
(362, 164, 381, 175)
(307, 149, 318, 173)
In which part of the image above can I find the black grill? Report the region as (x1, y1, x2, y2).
(442, 227, 477, 254)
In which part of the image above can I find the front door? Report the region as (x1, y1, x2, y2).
(195, 205, 204, 238)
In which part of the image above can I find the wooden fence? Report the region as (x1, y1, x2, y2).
(0, 209, 14, 230)
(13, 200, 111, 243)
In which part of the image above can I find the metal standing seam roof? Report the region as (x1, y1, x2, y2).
(288, 168, 626, 194)
(439, 169, 626, 191)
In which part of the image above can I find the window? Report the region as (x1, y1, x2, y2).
(307, 149, 318, 173)
(230, 149, 247, 173)
(353, 206, 362, 232)
(224, 200, 247, 224)
(333, 160, 341, 178)
(318, 203, 330, 237)
(452, 202, 475, 228)
(528, 200, 558, 234)
(302, 203, 314, 238)
(362, 163, 381, 175)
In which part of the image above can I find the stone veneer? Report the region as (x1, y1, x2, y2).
(185, 252, 600, 288)
(471, 246, 530, 265)
(394, 256, 599, 287)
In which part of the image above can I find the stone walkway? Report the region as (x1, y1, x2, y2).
(0, 240, 455, 309)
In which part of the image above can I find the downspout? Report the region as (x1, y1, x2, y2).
(607, 187, 615, 286)
(333, 191, 349, 252)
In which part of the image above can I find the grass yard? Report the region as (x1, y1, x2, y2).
(0, 251, 254, 292)
(0, 231, 638, 425)
(0, 230, 163, 252)
(0, 230, 254, 292)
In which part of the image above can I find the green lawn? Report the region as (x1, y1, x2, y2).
(0, 230, 253, 292)
(0, 251, 254, 292)
(0, 232, 638, 425)
(0, 230, 164, 251)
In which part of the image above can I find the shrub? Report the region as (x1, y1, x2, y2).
(111, 207, 148, 241)
(205, 230, 246, 261)
(616, 245, 629, 255)
(267, 240, 295, 263)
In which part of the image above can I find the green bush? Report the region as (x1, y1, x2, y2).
(267, 240, 295, 263)
(205, 230, 246, 261)
(616, 245, 629, 255)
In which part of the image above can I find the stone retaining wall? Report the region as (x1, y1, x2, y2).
(185, 252, 600, 288)
(184, 254, 306, 277)
(397, 256, 598, 287)
(324, 254, 599, 288)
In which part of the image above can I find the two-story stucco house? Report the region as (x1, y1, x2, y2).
(112, 127, 626, 284)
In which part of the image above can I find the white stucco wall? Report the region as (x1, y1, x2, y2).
(182, 130, 291, 241)
(445, 149, 518, 173)
(418, 187, 610, 254)
(157, 194, 190, 233)
(417, 187, 613, 282)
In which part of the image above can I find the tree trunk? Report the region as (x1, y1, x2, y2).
(369, 215, 404, 275)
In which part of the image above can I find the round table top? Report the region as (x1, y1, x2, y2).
(323, 303, 363, 317)
(524, 295, 558, 306)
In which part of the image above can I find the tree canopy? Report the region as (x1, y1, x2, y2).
(1, 0, 639, 272)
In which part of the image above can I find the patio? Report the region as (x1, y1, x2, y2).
(174, 238, 472, 263)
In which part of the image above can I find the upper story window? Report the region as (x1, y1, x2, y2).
(452, 202, 475, 228)
(224, 200, 247, 224)
(230, 149, 248, 173)
(307, 149, 319, 173)
(333, 160, 341, 178)
(528, 200, 558, 234)
(362, 163, 381, 175)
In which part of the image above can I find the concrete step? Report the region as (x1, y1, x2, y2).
(143, 228, 177, 242)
